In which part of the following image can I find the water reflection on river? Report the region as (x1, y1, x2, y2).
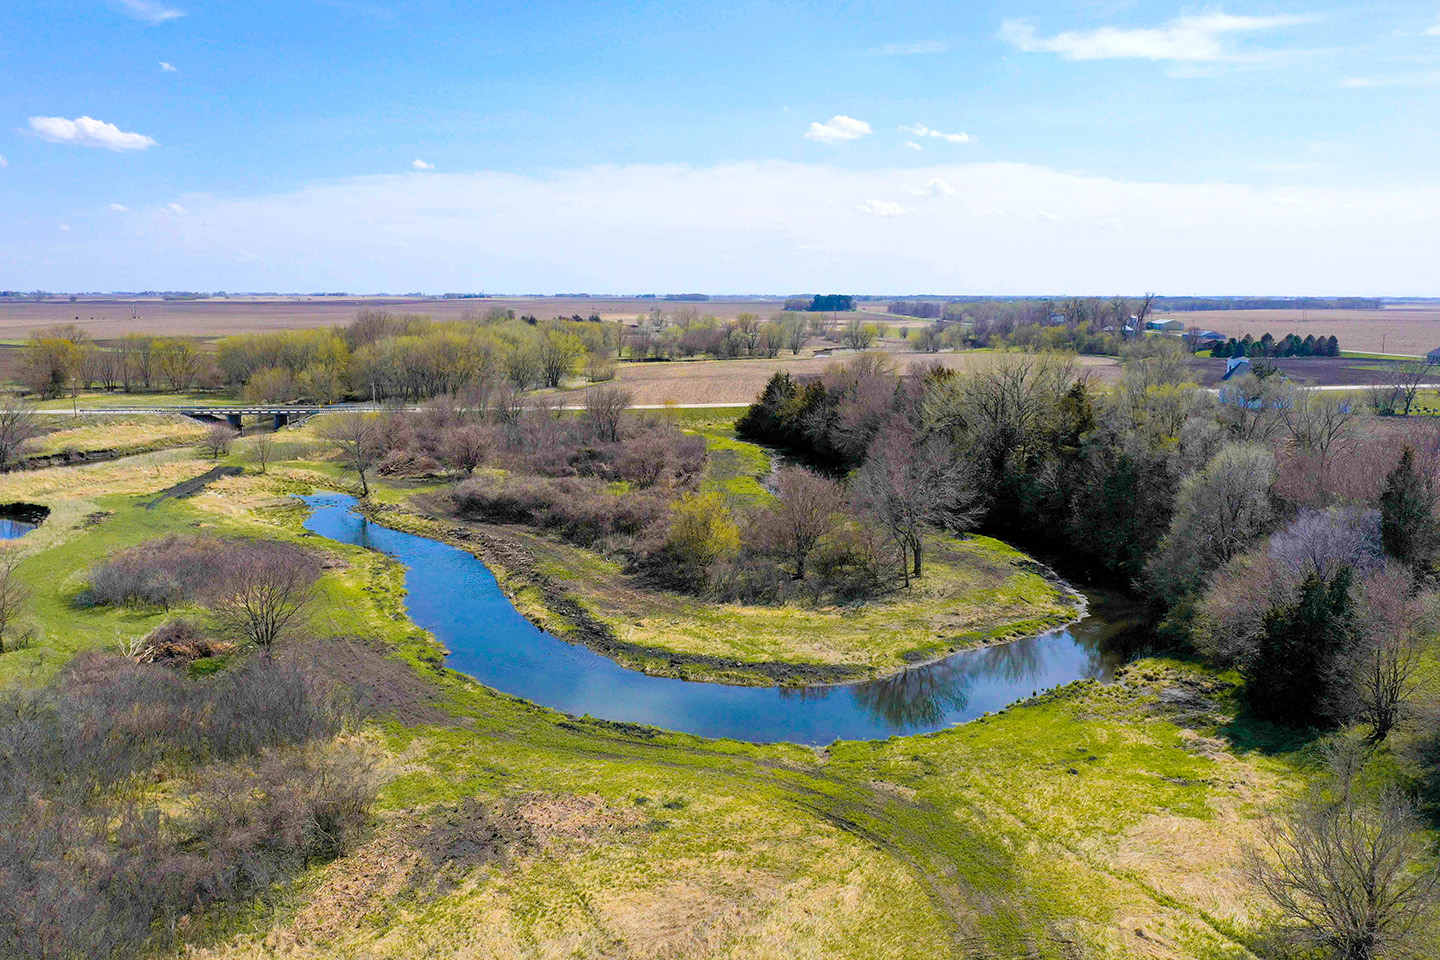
(302, 493, 1134, 744)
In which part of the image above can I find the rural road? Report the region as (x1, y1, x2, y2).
(48, 400, 755, 417)
(37, 382, 1440, 419)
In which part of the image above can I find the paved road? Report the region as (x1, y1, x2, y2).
(45, 400, 755, 417)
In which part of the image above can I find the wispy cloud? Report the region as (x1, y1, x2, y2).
(804, 115, 872, 143)
(1429, 15, 1440, 36)
(13, 161, 1440, 294)
(855, 199, 903, 217)
(116, 0, 184, 23)
(412, 159, 435, 171)
(904, 141, 923, 151)
(877, 40, 947, 55)
(159, 61, 178, 72)
(899, 123, 974, 144)
(1341, 71, 1440, 88)
(167, 203, 186, 214)
(0, 155, 7, 168)
(998, 11, 1306, 62)
(925, 178, 956, 197)
(28, 116, 157, 151)
(108, 203, 131, 212)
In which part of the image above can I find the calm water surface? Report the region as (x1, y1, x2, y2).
(302, 493, 1128, 744)
(0, 518, 38, 539)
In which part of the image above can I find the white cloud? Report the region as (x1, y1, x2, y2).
(925, 178, 956, 197)
(108, 203, 131, 212)
(412, 159, 435, 170)
(0, 155, 7, 168)
(12, 160, 1440, 295)
(900, 123, 975, 144)
(167, 203, 186, 214)
(58, 224, 70, 232)
(1429, 15, 1440, 36)
(804, 115, 872, 143)
(160, 61, 178, 72)
(877, 40, 947, 55)
(999, 12, 1306, 62)
(855, 199, 904, 217)
(117, 0, 184, 22)
(904, 141, 923, 151)
(28, 116, 157, 151)
(235, 249, 260, 263)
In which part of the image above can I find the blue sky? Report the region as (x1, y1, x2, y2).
(3, 1, 1440, 294)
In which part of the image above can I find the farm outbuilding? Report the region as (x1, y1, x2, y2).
(1427, 347, 1440, 364)
(1146, 318, 1185, 333)
(1222, 356, 1251, 380)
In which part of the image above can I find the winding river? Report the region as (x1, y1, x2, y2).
(302, 493, 1131, 745)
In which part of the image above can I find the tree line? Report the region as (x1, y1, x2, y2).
(1210, 332, 1341, 358)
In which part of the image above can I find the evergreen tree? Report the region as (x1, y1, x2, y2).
(1243, 567, 1356, 724)
(1379, 446, 1439, 574)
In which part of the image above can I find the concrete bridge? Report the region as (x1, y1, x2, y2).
(172, 405, 333, 430)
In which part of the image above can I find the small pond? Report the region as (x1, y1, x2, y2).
(301, 493, 1133, 744)
(0, 503, 48, 540)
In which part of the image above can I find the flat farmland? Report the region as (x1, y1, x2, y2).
(0, 295, 797, 338)
(607, 352, 1120, 406)
(1154, 307, 1440, 357)
(1182, 355, 1428, 387)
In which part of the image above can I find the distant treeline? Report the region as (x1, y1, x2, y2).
(20, 308, 624, 402)
(885, 296, 1386, 317)
(1154, 296, 1383, 312)
(784, 295, 855, 312)
(887, 300, 950, 318)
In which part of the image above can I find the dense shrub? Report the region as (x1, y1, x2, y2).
(451, 474, 671, 547)
(87, 535, 321, 610)
(0, 652, 373, 960)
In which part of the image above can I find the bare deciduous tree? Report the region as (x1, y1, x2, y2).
(1133, 291, 1156, 331)
(1396, 361, 1433, 417)
(1216, 373, 1293, 443)
(1246, 748, 1439, 960)
(1285, 386, 1360, 476)
(842, 317, 878, 350)
(210, 546, 319, 657)
(0, 549, 28, 654)
(440, 424, 488, 476)
(200, 423, 239, 460)
(316, 412, 381, 498)
(0, 396, 40, 468)
(247, 433, 275, 474)
(1348, 564, 1434, 742)
(853, 423, 978, 585)
(583, 386, 632, 444)
(766, 466, 846, 579)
